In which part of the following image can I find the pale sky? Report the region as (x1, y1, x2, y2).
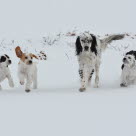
(0, 0, 135, 37)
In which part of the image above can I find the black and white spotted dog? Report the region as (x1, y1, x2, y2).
(0, 54, 14, 90)
(76, 32, 124, 92)
(120, 50, 136, 87)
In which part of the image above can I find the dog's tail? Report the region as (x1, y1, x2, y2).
(36, 51, 47, 60)
(100, 34, 125, 51)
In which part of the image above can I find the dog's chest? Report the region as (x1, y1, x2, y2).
(126, 67, 136, 80)
(19, 63, 35, 78)
(78, 53, 97, 65)
(20, 67, 28, 75)
(0, 68, 8, 81)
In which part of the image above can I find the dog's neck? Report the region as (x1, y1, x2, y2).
(19, 60, 32, 69)
(131, 63, 136, 69)
(79, 51, 96, 60)
(124, 62, 136, 69)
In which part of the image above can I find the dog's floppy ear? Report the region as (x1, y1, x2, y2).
(90, 34, 97, 55)
(0, 56, 6, 63)
(15, 46, 23, 58)
(126, 50, 136, 60)
(121, 64, 124, 70)
(32, 54, 38, 59)
(76, 36, 82, 55)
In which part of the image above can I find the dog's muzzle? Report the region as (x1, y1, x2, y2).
(28, 60, 32, 65)
(84, 46, 89, 51)
(123, 58, 128, 64)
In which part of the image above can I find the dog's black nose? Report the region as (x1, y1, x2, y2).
(8, 60, 11, 64)
(84, 46, 89, 51)
(29, 60, 32, 64)
(123, 58, 126, 61)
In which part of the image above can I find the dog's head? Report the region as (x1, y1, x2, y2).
(15, 46, 38, 65)
(123, 54, 135, 67)
(0, 54, 12, 67)
(75, 33, 97, 55)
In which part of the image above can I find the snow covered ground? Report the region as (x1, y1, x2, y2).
(0, 33, 136, 136)
(0, 0, 136, 135)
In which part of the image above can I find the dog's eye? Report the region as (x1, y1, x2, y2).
(25, 57, 28, 59)
(81, 40, 85, 42)
(128, 57, 131, 59)
(31, 57, 33, 59)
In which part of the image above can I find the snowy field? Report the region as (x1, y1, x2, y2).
(0, 0, 136, 135)
(0, 33, 136, 136)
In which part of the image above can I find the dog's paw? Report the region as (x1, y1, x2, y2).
(94, 84, 99, 88)
(79, 87, 86, 92)
(33, 86, 37, 89)
(20, 81, 24, 85)
(120, 83, 127, 87)
(0, 86, 2, 90)
(25, 89, 31, 93)
(9, 81, 14, 88)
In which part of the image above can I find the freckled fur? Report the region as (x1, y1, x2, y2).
(76, 33, 125, 91)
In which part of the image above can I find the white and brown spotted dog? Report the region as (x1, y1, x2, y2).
(15, 46, 44, 92)
(76, 33, 125, 92)
(0, 54, 14, 90)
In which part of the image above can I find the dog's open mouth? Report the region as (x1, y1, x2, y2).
(123, 61, 129, 65)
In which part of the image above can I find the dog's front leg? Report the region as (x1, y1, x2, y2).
(18, 73, 25, 85)
(0, 85, 2, 90)
(88, 68, 94, 86)
(7, 74, 14, 88)
(94, 63, 100, 88)
(120, 70, 128, 87)
(25, 75, 32, 92)
(79, 64, 88, 92)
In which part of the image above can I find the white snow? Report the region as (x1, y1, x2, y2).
(0, 34, 136, 136)
(0, 0, 136, 135)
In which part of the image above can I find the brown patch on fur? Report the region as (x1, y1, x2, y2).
(15, 46, 23, 58)
(30, 53, 38, 59)
(15, 46, 39, 66)
(20, 54, 27, 62)
(15, 46, 38, 63)
(15, 46, 26, 63)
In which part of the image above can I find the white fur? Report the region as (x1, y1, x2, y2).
(77, 35, 101, 91)
(121, 54, 136, 87)
(0, 55, 14, 90)
(77, 33, 124, 91)
(18, 60, 37, 91)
